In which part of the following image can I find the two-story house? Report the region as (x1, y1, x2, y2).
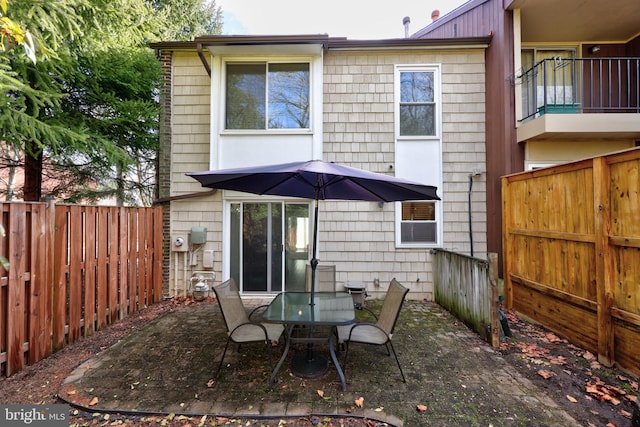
(413, 0, 640, 275)
(150, 34, 491, 300)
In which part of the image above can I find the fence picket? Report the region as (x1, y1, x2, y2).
(96, 208, 108, 329)
(84, 206, 97, 336)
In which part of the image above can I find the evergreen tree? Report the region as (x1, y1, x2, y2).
(0, 0, 223, 205)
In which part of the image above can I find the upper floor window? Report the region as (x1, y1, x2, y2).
(225, 62, 310, 130)
(399, 71, 436, 136)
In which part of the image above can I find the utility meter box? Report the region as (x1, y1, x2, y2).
(189, 226, 207, 245)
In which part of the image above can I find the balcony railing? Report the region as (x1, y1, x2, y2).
(518, 57, 640, 122)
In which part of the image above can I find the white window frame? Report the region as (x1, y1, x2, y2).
(221, 57, 314, 134)
(394, 65, 443, 248)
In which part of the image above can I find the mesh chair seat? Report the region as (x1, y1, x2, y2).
(230, 322, 285, 343)
(337, 323, 388, 345)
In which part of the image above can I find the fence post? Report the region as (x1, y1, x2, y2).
(501, 176, 513, 310)
(6, 204, 26, 375)
(593, 157, 614, 367)
(488, 253, 500, 348)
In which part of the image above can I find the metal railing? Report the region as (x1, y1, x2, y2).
(519, 57, 640, 122)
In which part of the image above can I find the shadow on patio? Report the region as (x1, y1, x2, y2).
(59, 298, 579, 426)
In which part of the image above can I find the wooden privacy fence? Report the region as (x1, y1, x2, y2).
(503, 147, 640, 375)
(0, 201, 164, 377)
(433, 249, 500, 347)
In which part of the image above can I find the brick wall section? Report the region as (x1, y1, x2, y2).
(158, 49, 173, 297)
(322, 50, 487, 299)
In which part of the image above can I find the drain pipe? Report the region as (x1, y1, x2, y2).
(468, 170, 482, 257)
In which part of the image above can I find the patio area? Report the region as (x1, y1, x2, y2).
(59, 298, 580, 426)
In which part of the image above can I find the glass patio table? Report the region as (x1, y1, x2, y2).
(261, 292, 356, 391)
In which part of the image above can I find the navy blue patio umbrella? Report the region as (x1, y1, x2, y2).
(188, 159, 440, 303)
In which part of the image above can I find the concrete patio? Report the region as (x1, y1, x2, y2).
(60, 299, 580, 426)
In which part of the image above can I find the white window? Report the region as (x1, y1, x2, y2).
(400, 201, 438, 244)
(395, 66, 442, 247)
(399, 70, 436, 136)
(225, 62, 310, 130)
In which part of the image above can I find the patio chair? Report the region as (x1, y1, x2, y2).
(305, 264, 336, 292)
(212, 278, 284, 378)
(337, 278, 409, 382)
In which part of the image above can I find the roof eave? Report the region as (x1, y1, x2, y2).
(149, 35, 492, 51)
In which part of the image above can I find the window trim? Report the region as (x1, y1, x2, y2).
(395, 66, 441, 141)
(394, 64, 443, 248)
(222, 58, 313, 134)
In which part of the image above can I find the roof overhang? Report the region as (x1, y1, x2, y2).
(505, 0, 640, 43)
(149, 34, 492, 53)
(149, 34, 491, 78)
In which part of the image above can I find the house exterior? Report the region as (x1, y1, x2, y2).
(413, 0, 640, 274)
(150, 35, 491, 300)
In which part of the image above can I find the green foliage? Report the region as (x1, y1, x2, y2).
(0, 0, 223, 205)
(152, 0, 223, 41)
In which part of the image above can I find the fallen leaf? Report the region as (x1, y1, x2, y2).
(604, 385, 626, 396)
(207, 379, 214, 387)
(66, 390, 77, 396)
(416, 404, 427, 412)
(317, 390, 324, 398)
(550, 356, 567, 365)
(89, 397, 99, 406)
(545, 333, 562, 343)
(566, 395, 577, 403)
(374, 407, 384, 412)
(618, 409, 632, 419)
(537, 369, 556, 379)
(585, 384, 601, 395)
(583, 351, 595, 361)
(355, 397, 364, 408)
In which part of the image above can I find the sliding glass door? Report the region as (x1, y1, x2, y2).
(230, 202, 309, 293)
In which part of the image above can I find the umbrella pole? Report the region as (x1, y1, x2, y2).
(309, 198, 319, 307)
(305, 198, 320, 362)
(291, 195, 328, 377)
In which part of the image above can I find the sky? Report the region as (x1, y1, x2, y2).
(216, 0, 469, 40)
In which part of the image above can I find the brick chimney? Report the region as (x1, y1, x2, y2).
(431, 9, 440, 22)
